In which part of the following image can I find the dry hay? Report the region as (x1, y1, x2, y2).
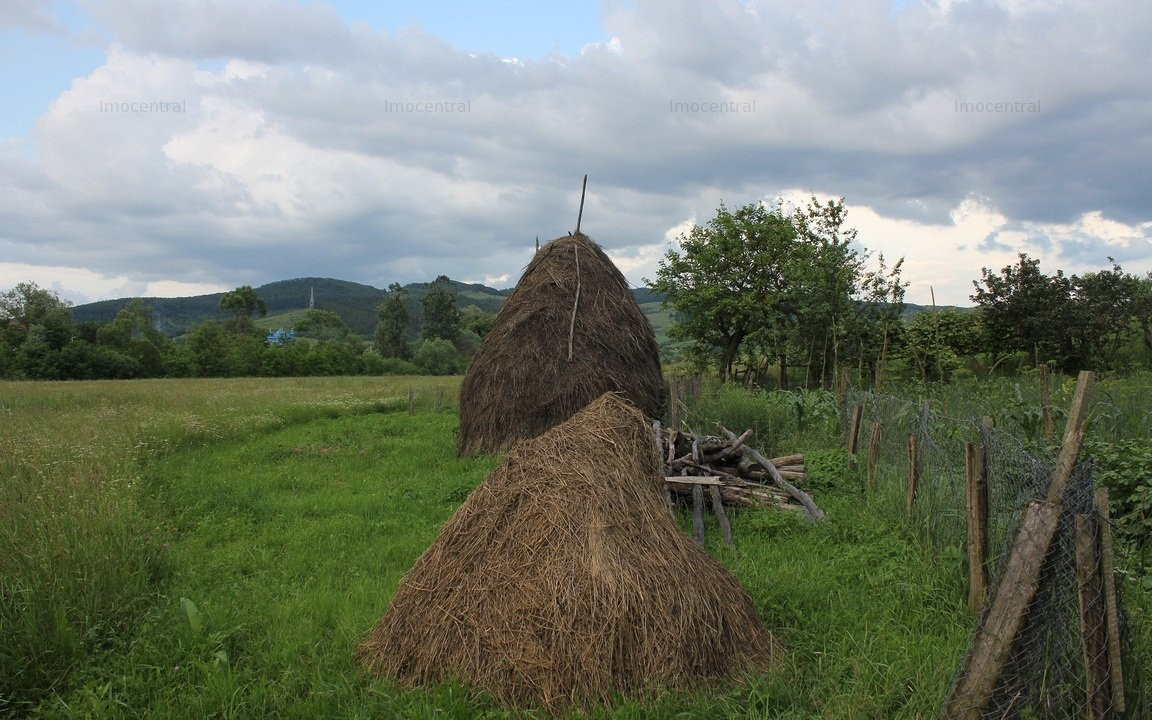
(457, 232, 664, 456)
(358, 393, 779, 713)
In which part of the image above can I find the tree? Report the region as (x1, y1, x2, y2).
(0, 283, 75, 378)
(649, 201, 799, 381)
(96, 299, 166, 376)
(0, 282, 74, 352)
(421, 275, 460, 343)
(902, 308, 982, 382)
(650, 198, 898, 387)
(294, 309, 350, 342)
(374, 283, 411, 359)
(460, 305, 497, 338)
(971, 254, 1073, 369)
(788, 197, 868, 388)
(219, 285, 267, 333)
(1071, 261, 1142, 369)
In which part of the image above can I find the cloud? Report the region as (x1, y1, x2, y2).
(0, 0, 60, 32)
(1, 0, 1150, 307)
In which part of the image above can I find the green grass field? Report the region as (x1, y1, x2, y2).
(1, 375, 1147, 718)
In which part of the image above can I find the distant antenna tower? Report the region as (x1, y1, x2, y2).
(309, 286, 315, 309)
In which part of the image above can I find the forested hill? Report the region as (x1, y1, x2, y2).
(71, 277, 513, 338)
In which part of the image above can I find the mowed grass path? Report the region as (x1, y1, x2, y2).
(5, 377, 972, 718)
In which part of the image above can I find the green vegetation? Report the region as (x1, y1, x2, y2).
(652, 203, 1152, 386)
(6, 373, 1146, 717)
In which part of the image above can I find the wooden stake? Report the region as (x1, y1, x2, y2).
(575, 173, 588, 235)
(407, 385, 414, 414)
(847, 404, 863, 461)
(709, 485, 733, 545)
(1039, 364, 1054, 437)
(965, 442, 989, 615)
(906, 432, 919, 517)
(1075, 513, 1111, 720)
(1095, 487, 1126, 713)
(567, 243, 581, 362)
(866, 423, 883, 497)
(1046, 371, 1096, 504)
(691, 483, 705, 545)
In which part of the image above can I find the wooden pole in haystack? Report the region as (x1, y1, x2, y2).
(576, 174, 588, 235)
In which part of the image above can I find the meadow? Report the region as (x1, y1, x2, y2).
(1, 374, 1148, 718)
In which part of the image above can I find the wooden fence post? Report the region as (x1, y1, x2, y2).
(407, 385, 415, 414)
(866, 423, 883, 497)
(965, 442, 989, 615)
(906, 432, 919, 517)
(1075, 513, 1111, 720)
(847, 404, 863, 463)
(1040, 364, 1055, 438)
(1096, 487, 1126, 713)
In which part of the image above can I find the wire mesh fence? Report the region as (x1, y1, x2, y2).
(843, 388, 1144, 719)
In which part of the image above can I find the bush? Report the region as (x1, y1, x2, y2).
(360, 352, 421, 376)
(1085, 438, 1152, 550)
(413, 339, 460, 376)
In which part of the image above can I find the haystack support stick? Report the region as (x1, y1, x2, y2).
(576, 174, 588, 234)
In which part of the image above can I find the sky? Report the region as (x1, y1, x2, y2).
(1, 0, 1150, 307)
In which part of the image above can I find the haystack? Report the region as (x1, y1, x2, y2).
(358, 393, 779, 712)
(457, 232, 664, 456)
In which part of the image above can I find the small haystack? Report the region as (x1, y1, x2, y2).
(457, 232, 664, 456)
(358, 393, 779, 712)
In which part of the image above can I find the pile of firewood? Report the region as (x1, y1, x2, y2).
(654, 422, 825, 543)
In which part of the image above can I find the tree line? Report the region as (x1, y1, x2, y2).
(0, 277, 496, 381)
(651, 198, 1152, 386)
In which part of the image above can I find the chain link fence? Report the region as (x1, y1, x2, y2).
(844, 388, 1145, 719)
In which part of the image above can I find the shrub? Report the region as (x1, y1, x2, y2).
(413, 339, 460, 376)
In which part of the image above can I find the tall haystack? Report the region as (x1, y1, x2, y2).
(358, 393, 779, 713)
(457, 232, 664, 456)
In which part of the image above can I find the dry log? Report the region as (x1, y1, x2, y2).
(718, 425, 825, 522)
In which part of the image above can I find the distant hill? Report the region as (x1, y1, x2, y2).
(72, 279, 970, 349)
(71, 277, 659, 340)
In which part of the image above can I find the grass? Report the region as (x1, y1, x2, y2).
(0, 376, 457, 716)
(2, 374, 1147, 717)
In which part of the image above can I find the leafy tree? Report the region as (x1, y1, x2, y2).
(971, 254, 1076, 370)
(374, 283, 411, 359)
(219, 285, 267, 334)
(651, 198, 901, 387)
(1133, 272, 1152, 357)
(96, 299, 166, 376)
(0, 283, 75, 378)
(902, 309, 982, 382)
(649, 201, 799, 381)
(183, 319, 229, 376)
(460, 305, 497, 338)
(1071, 261, 1142, 369)
(294, 309, 350, 342)
(421, 275, 460, 343)
(0, 282, 74, 353)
